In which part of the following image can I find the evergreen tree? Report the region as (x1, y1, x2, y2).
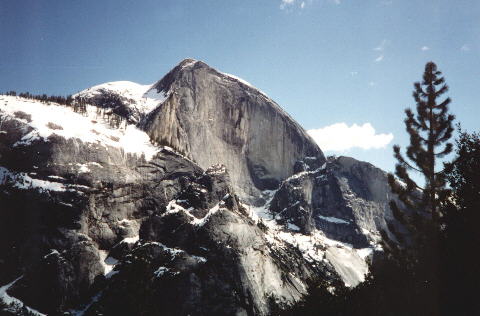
(384, 62, 455, 316)
(388, 61, 455, 224)
(441, 128, 480, 313)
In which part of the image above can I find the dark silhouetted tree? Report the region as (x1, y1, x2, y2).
(388, 61, 455, 225)
(383, 62, 455, 316)
(441, 127, 480, 313)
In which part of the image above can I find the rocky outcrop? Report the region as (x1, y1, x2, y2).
(270, 156, 402, 248)
(141, 59, 325, 201)
(83, 166, 327, 316)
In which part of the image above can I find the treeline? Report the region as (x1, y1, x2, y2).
(3, 90, 74, 107)
(2, 90, 127, 129)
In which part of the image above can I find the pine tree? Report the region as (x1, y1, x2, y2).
(381, 61, 455, 316)
(388, 62, 455, 224)
(441, 128, 480, 313)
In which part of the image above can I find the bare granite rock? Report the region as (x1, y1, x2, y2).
(142, 59, 325, 201)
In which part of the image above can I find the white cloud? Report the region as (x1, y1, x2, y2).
(421, 46, 430, 51)
(368, 81, 376, 87)
(307, 123, 393, 151)
(281, 0, 308, 10)
(374, 39, 388, 51)
(333, 0, 341, 4)
(461, 44, 470, 51)
(374, 55, 384, 62)
(280, 0, 296, 9)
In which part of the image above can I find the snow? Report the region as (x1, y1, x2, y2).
(98, 250, 119, 278)
(70, 292, 103, 316)
(43, 249, 60, 259)
(77, 164, 90, 173)
(47, 175, 66, 180)
(163, 200, 223, 227)
(325, 246, 369, 287)
(148, 244, 206, 278)
(0, 95, 159, 160)
(356, 247, 374, 259)
(0, 276, 46, 316)
(1, 166, 88, 194)
(154, 266, 173, 277)
(192, 255, 207, 263)
(181, 59, 198, 69)
(15, 175, 66, 192)
(143, 87, 168, 106)
(317, 215, 350, 225)
(222, 72, 270, 98)
(138, 242, 186, 260)
(223, 73, 255, 88)
(243, 190, 373, 288)
(285, 166, 325, 182)
(118, 218, 134, 226)
(121, 235, 139, 244)
(75, 81, 168, 116)
(195, 203, 221, 227)
(1, 166, 66, 192)
(287, 222, 301, 231)
(74, 162, 102, 173)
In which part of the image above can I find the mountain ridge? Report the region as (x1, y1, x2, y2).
(0, 59, 402, 315)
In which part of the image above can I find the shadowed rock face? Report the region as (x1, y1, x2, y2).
(270, 156, 403, 248)
(142, 59, 325, 201)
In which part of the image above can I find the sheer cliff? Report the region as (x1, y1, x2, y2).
(141, 59, 324, 201)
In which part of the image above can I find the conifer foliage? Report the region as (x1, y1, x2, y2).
(388, 62, 455, 224)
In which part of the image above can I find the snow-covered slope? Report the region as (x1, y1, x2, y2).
(74, 81, 168, 123)
(0, 95, 158, 160)
(245, 190, 374, 288)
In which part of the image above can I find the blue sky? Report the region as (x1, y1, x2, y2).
(1, 0, 479, 174)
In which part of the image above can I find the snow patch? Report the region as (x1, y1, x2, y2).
(43, 249, 60, 259)
(75, 81, 167, 116)
(154, 266, 174, 277)
(1, 166, 88, 194)
(121, 235, 139, 244)
(222, 72, 270, 98)
(164, 200, 223, 227)
(98, 250, 119, 278)
(0, 276, 46, 316)
(180, 59, 198, 69)
(317, 215, 350, 225)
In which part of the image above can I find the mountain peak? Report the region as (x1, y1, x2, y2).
(150, 58, 204, 94)
(142, 59, 325, 201)
(177, 58, 199, 68)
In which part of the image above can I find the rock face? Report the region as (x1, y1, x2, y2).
(0, 60, 401, 315)
(141, 59, 325, 200)
(0, 102, 332, 314)
(84, 166, 326, 316)
(270, 156, 402, 247)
